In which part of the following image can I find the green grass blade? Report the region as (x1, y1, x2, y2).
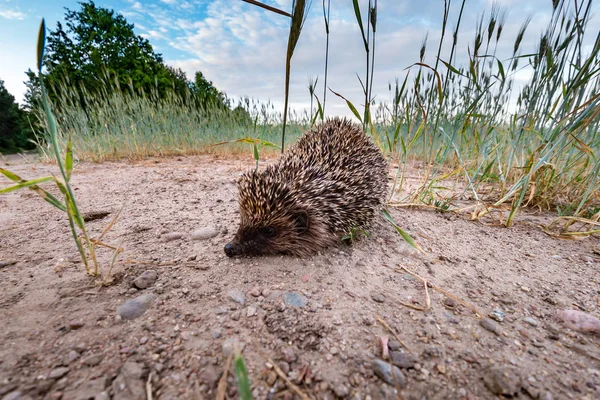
(329, 88, 363, 122)
(65, 140, 73, 181)
(381, 208, 424, 253)
(0, 175, 56, 193)
(352, 0, 368, 51)
(234, 354, 253, 400)
(37, 19, 45, 71)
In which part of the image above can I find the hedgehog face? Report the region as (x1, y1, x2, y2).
(224, 209, 310, 257)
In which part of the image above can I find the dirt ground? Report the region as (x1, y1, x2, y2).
(1, 153, 599, 400)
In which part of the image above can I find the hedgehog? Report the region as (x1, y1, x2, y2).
(224, 117, 388, 257)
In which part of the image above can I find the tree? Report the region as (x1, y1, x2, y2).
(0, 79, 34, 153)
(25, 0, 188, 108)
(189, 71, 227, 109)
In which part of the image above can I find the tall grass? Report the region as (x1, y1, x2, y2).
(31, 74, 308, 162)
(30, 0, 599, 223)
(364, 0, 599, 224)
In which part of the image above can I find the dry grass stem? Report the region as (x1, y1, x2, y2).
(254, 340, 310, 400)
(216, 351, 234, 400)
(146, 371, 153, 400)
(375, 315, 412, 354)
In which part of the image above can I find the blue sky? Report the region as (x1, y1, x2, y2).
(1, 0, 598, 117)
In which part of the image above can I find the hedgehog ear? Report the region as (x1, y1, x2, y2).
(293, 210, 309, 234)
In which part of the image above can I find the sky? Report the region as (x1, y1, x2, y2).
(1, 0, 598, 117)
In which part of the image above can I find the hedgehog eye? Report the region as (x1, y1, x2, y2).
(263, 227, 276, 237)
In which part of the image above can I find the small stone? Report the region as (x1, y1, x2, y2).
(211, 328, 222, 339)
(388, 340, 401, 351)
(278, 362, 290, 375)
(372, 359, 407, 387)
(443, 298, 457, 308)
(524, 317, 539, 327)
(480, 318, 501, 336)
(215, 306, 229, 315)
(64, 350, 80, 364)
(246, 305, 257, 317)
(489, 309, 505, 323)
(231, 311, 241, 321)
(249, 287, 261, 297)
(112, 362, 145, 400)
(68, 320, 85, 330)
(283, 292, 308, 307)
(228, 289, 246, 306)
(163, 232, 184, 242)
(199, 366, 219, 389)
(222, 339, 245, 357)
(48, 367, 70, 379)
(0, 260, 17, 269)
(117, 293, 157, 320)
(333, 384, 349, 398)
(282, 347, 297, 363)
(483, 366, 522, 396)
(132, 270, 158, 289)
(521, 286, 531, 293)
(191, 227, 219, 240)
(2, 392, 24, 400)
(390, 350, 417, 369)
(371, 293, 386, 303)
(82, 354, 104, 366)
(140, 336, 149, 345)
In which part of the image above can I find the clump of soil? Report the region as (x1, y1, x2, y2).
(1, 154, 599, 399)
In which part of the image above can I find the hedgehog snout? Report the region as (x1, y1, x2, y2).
(224, 241, 240, 257)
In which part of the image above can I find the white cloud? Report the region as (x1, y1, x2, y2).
(0, 9, 26, 20)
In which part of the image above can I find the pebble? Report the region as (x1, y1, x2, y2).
(282, 347, 297, 363)
(82, 354, 104, 366)
(333, 384, 349, 398)
(215, 306, 229, 315)
(443, 298, 457, 308)
(228, 289, 246, 306)
(388, 340, 402, 351)
(371, 293, 386, 303)
(199, 366, 219, 389)
(132, 270, 158, 289)
(231, 311, 241, 321)
(211, 328, 222, 339)
(2, 392, 26, 400)
(68, 320, 85, 330)
(480, 318, 501, 336)
(489, 309, 505, 323)
(64, 350, 80, 364)
(191, 227, 220, 240)
(163, 232, 184, 242)
(390, 350, 418, 369)
(246, 305, 257, 317)
(249, 287, 261, 297)
(483, 366, 522, 396)
(48, 367, 70, 379)
(222, 338, 245, 357)
(112, 361, 145, 400)
(283, 292, 308, 307)
(0, 260, 17, 269)
(117, 293, 157, 320)
(521, 286, 531, 293)
(278, 362, 290, 375)
(372, 359, 407, 387)
(63, 376, 109, 400)
(524, 317, 539, 327)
